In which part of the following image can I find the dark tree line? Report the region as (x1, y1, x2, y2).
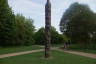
(60, 2, 96, 49)
(0, 0, 35, 46)
(0, 0, 15, 46)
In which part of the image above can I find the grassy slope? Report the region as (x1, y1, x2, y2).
(0, 45, 42, 55)
(0, 51, 96, 64)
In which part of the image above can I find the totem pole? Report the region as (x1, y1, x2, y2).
(45, 0, 51, 58)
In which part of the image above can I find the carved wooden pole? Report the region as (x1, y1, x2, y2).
(45, 0, 51, 58)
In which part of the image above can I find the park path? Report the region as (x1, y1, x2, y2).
(0, 49, 43, 59)
(55, 49, 96, 59)
(0, 47, 96, 59)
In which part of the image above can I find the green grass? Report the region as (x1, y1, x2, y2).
(52, 44, 96, 54)
(0, 45, 42, 55)
(69, 44, 96, 54)
(0, 51, 96, 64)
(70, 48, 96, 54)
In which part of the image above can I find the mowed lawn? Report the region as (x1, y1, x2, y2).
(69, 44, 96, 54)
(0, 45, 42, 55)
(0, 51, 96, 64)
(70, 48, 96, 54)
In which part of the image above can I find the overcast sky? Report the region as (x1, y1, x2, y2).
(8, 0, 96, 33)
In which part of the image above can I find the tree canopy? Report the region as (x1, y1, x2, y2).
(14, 14, 35, 46)
(60, 2, 96, 48)
(0, 0, 15, 46)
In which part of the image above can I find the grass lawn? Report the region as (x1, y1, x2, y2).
(0, 45, 42, 55)
(70, 48, 96, 54)
(69, 44, 96, 54)
(0, 51, 96, 64)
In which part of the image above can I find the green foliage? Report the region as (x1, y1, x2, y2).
(51, 27, 62, 44)
(60, 2, 96, 48)
(14, 14, 35, 46)
(61, 34, 69, 43)
(0, 0, 15, 46)
(0, 0, 35, 46)
(34, 27, 65, 45)
(34, 27, 45, 45)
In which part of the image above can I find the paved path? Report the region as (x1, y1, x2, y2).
(0, 49, 43, 58)
(0, 48, 96, 59)
(56, 49, 96, 59)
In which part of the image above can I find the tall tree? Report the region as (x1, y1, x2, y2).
(15, 14, 35, 46)
(60, 2, 96, 48)
(0, 0, 15, 46)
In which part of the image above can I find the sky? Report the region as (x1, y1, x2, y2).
(8, 0, 96, 33)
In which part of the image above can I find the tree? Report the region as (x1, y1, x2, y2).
(0, 0, 15, 46)
(14, 14, 35, 46)
(34, 27, 64, 45)
(0, 0, 36, 47)
(60, 2, 96, 48)
(51, 27, 64, 44)
(24, 18, 35, 45)
(34, 27, 45, 45)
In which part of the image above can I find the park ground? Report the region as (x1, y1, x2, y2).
(0, 45, 96, 64)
